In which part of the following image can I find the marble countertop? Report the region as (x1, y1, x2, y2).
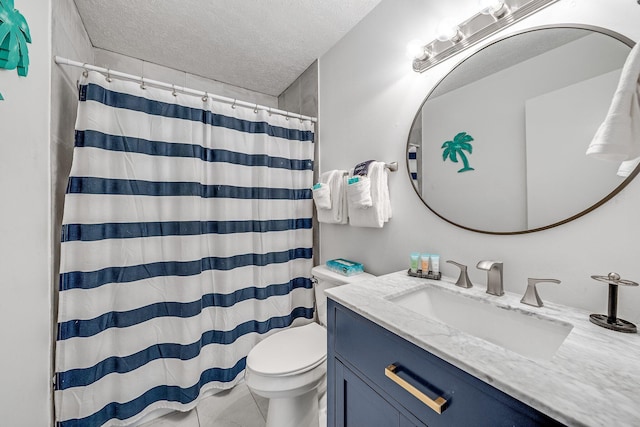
(325, 271, 640, 427)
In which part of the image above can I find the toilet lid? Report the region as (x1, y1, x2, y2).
(247, 323, 327, 376)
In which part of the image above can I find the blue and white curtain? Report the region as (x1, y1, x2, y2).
(54, 71, 315, 427)
(408, 145, 420, 190)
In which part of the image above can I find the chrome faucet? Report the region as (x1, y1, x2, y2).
(476, 260, 504, 296)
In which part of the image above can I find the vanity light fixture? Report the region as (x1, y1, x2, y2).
(410, 0, 559, 73)
(435, 19, 463, 43)
(478, 0, 510, 18)
(405, 39, 430, 61)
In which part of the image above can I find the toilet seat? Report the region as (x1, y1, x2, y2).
(247, 322, 327, 377)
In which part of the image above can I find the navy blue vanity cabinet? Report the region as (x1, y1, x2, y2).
(327, 299, 565, 427)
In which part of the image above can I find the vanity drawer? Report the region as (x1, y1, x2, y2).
(331, 301, 563, 427)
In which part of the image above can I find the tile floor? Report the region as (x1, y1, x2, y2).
(140, 383, 268, 427)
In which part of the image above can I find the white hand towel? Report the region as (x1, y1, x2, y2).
(316, 170, 348, 224)
(618, 156, 640, 177)
(586, 42, 640, 163)
(348, 162, 391, 228)
(346, 177, 373, 208)
(312, 183, 332, 210)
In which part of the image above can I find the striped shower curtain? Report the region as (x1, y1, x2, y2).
(54, 71, 315, 427)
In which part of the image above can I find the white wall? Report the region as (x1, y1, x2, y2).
(318, 0, 640, 321)
(525, 68, 623, 229)
(0, 1, 53, 426)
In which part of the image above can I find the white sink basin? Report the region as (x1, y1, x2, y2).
(388, 286, 573, 362)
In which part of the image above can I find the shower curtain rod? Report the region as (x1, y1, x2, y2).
(54, 56, 318, 123)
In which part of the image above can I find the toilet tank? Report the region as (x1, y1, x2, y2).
(311, 265, 375, 326)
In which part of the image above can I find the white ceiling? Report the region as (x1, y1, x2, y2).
(73, 0, 381, 96)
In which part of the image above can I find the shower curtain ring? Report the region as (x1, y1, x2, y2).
(267, 108, 272, 116)
(81, 63, 88, 78)
(106, 69, 112, 82)
(231, 99, 237, 109)
(254, 104, 259, 113)
(202, 92, 209, 102)
(140, 77, 146, 90)
(172, 84, 177, 97)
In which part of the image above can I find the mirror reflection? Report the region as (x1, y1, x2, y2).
(408, 26, 635, 234)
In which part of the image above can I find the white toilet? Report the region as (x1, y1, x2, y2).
(245, 265, 375, 427)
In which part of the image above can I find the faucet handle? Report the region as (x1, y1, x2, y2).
(521, 278, 561, 307)
(446, 260, 473, 288)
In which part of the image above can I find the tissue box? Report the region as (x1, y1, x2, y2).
(326, 258, 364, 276)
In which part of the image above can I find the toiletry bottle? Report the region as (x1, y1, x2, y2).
(410, 252, 420, 273)
(431, 255, 440, 275)
(420, 253, 430, 273)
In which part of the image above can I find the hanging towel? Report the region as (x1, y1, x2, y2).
(312, 183, 332, 209)
(586, 42, 640, 166)
(346, 176, 373, 208)
(317, 170, 348, 224)
(354, 159, 375, 176)
(348, 161, 392, 228)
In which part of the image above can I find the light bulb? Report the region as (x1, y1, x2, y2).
(435, 19, 462, 42)
(477, 0, 508, 17)
(406, 39, 429, 60)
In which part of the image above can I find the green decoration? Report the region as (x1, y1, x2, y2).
(442, 132, 475, 173)
(0, 0, 31, 100)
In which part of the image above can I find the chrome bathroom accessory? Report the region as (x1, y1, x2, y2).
(476, 260, 504, 296)
(53, 56, 318, 123)
(385, 162, 399, 172)
(446, 260, 472, 288)
(589, 273, 638, 333)
(407, 268, 442, 280)
(520, 278, 561, 307)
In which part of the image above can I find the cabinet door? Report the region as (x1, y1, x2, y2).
(335, 360, 403, 427)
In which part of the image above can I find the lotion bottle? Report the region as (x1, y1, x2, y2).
(420, 253, 430, 273)
(431, 254, 440, 275)
(410, 252, 420, 273)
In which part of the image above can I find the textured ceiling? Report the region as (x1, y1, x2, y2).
(74, 0, 381, 96)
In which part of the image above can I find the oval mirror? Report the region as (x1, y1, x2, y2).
(407, 25, 637, 234)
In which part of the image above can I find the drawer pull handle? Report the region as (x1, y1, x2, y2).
(384, 364, 447, 414)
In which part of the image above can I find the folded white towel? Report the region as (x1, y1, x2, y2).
(348, 162, 391, 228)
(316, 170, 348, 224)
(618, 156, 640, 177)
(586, 42, 640, 163)
(312, 183, 332, 210)
(346, 177, 373, 208)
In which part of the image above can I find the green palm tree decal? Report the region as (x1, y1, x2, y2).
(0, 0, 32, 100)
(442, 132, 475, 173)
